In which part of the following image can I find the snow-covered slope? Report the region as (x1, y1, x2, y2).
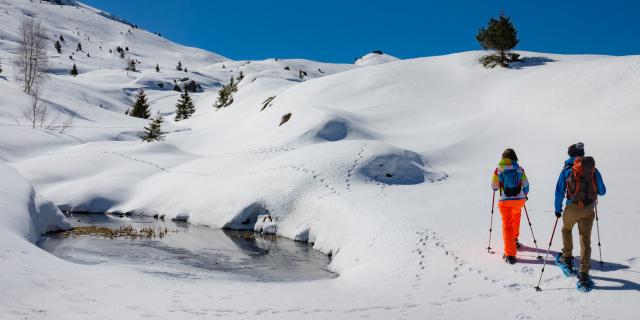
(1, 0, 639, 319)
(0, 0, 225, 73)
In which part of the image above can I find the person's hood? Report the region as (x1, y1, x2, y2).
(565, 157, 576, 167)
(498, 158, 519, 169)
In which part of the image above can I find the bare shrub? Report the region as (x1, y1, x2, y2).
(22, 88, 48, 129)
(15, 17, 48, 94)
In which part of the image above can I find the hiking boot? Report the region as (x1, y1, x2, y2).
(562, 255, 575, 272)
(503, 255, 517, 264)
(578, 272, 590, 286)
(515, 238, 521, 249)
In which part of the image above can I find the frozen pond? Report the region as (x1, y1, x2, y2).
(37, 213, 335, 282)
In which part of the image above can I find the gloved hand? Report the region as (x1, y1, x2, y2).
(555, 211, 562, 218)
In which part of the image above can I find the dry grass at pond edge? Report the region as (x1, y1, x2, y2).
(58, 224, 172, 240)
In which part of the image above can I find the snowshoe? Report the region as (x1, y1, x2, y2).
(576, 273, 594, 292)
(554, 253, 577, 277)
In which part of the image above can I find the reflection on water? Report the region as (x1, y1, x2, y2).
(37, 213, 335, 282)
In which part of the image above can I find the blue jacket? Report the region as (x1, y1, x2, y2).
(554, 157, 606, 213)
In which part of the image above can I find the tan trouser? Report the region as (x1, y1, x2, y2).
(561, 203, 595, 274)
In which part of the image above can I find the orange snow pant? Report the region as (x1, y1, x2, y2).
(498, 199, 525, 257)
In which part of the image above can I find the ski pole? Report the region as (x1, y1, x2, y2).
(487, 190, 496, 253)
(523, 205, 543, 260)
(595, 200, 604, 269)
(534, 217, 559, 292)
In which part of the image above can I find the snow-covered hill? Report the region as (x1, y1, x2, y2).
(1, 1, 639, 319)
(0, 0, 226, 72)
(355, 50, 400, 65)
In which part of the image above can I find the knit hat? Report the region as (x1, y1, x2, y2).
(568, 142, 585, 157)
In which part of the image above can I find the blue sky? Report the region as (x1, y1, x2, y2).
(81, 0, 640, 63)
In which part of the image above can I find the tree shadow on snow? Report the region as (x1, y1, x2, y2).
(509, 56, 557, 69)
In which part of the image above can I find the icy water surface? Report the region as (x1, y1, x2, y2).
(37, 213, 335, 282)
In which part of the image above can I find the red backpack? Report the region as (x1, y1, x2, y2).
(566, 156, 598, 208)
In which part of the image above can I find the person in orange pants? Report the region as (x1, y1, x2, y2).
(491, 149, 529, 264)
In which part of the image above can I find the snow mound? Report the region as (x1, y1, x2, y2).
(316, 120, 349, 141)
(254, 214, 277, 235)
(0, 161, 70, 242)
(360, 150, 426, 185)
(310, 118, 372, 142)
(355, 51, 400, 66)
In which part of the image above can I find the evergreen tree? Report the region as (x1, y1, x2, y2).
(125, 59, 137, 71)
(184, 67, 188, 73)
(76, 42, 82, 52)
(155, 64, 160, 72)
(476, 14, 521, 68)
(59, 35, 65, 42)
(184, 80, 200, 93)
(140, 112, 165, 142)
(70, 63, 78, 76)
(213, 76, 238, 109)
(174, 89, 196, 121)
(130, 89, 151, 119)
(176, 61, 183, 71)
(54, 40, 62, 54)
(236, 71, 244, 82)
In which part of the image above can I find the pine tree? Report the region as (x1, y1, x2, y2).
(184, 67, 188, 73)
(476, 13, 520, 68)
(140, 112, 165, 142)
(213, 76, 238, 109)
(130, 89, 151, 119)
(125, 59, 137, 71)
(174, 89, 196, 121)
(54, 40, 62, 54)
(76, 42, 82, 52)
(176, 61, 183, 71)
(70, 63, 78, 76)
(155, 64, 160, 72)
(236, 71, 244, 82)
(59, 35, 65, 42)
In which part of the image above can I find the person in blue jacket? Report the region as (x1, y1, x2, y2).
(555, 142, 606, 285)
